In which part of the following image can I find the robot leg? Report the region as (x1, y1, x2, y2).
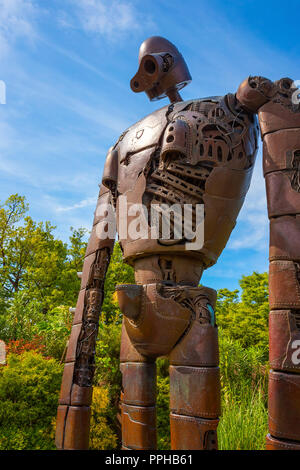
(119, 323, 157, 450)
(116, 282, 200, 450)
(169, 286, 221, 450)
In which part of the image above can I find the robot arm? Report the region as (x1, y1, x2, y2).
(236, 75, 274, 113)
(238, 76, 300, 449)
(55, 148, 118, 450)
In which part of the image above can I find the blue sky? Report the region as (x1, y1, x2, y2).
(0, 0, 299, 292)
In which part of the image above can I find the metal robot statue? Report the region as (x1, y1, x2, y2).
(55, 36, 300, 450)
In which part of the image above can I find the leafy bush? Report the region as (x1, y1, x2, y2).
(1, 293, 72, 361)
(94, 318, 122, 446)
(0, 292, 44, 343)
(157, 375, 170, 450)
(6, 335, 46, 356)
(90, 387, 118, 450)
(34, 306, 72, 360)
(216, 272, 269, 351)
(0, 352, 63, 450)
(219, 331, 269, 401)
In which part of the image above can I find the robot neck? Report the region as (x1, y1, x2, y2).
(166, 87, 183, 103)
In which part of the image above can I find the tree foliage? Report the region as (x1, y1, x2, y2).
(0, 194, 86, 316)
(216, 272, 269, 353)
(0, 352, 63, 450)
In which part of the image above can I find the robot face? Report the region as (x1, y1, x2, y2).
(130, 36, 191, 101)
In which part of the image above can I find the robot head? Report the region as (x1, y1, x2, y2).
(130, 36, 192, 102)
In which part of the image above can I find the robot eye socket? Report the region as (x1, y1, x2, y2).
(282, 79, 291, 90)
(144, 59, 156, 74)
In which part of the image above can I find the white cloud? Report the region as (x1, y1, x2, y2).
(65, 0, 151, 40)
(0, 0, 37, 58)
(56, 196, 96, 212)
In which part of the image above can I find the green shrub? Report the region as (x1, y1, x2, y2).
(90, 387, 118, 450)
(157, 375, 170, 450)
(94, 319, 122, 446)
(1, 293, 72, 361)
(216, 273, 269, 351)
(95, 320, 122, 405)
(219, 330, 268, 403)
(34, 305, 72, 360)
(0, 351, 63, 450)
(0, 292, 43, 343)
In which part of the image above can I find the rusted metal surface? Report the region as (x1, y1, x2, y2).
(130, 36, 191, 102)
(63, 406, 91, 450)
(121, 404, 157, 450)
(169, 366, 221, 418)
(236, 76, 273, 113)
(120, 362, 156, 407)
(269, 260, 300, 310)
(269, 310, 300, 373)
(266, 434, 300, 450)
(117, 90, 259, 267)
(55, 183, 115, 448)
(170, 413, 219, 450)
(259, 76, 300, 450)
(270, 216, 300, 262)
(266, 171, 300, 218)
(268, 371, 300, 441)
(169, 322, 219, 367)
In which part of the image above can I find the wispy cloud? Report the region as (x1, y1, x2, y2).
(0, 0, 37, 58)
(9, 63, 131, 134)
(41, 39, 127, 91)
(56, 196, 96, 212)
(62, 0, 153, 41)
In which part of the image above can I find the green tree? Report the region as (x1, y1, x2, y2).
(0, 195, 87, 356)
(0, 194, 29, 308)
(0, 194, 88, 312)
(216, 272, 269, 352)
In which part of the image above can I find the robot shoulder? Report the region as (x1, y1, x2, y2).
(113, 104, 170, 162)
